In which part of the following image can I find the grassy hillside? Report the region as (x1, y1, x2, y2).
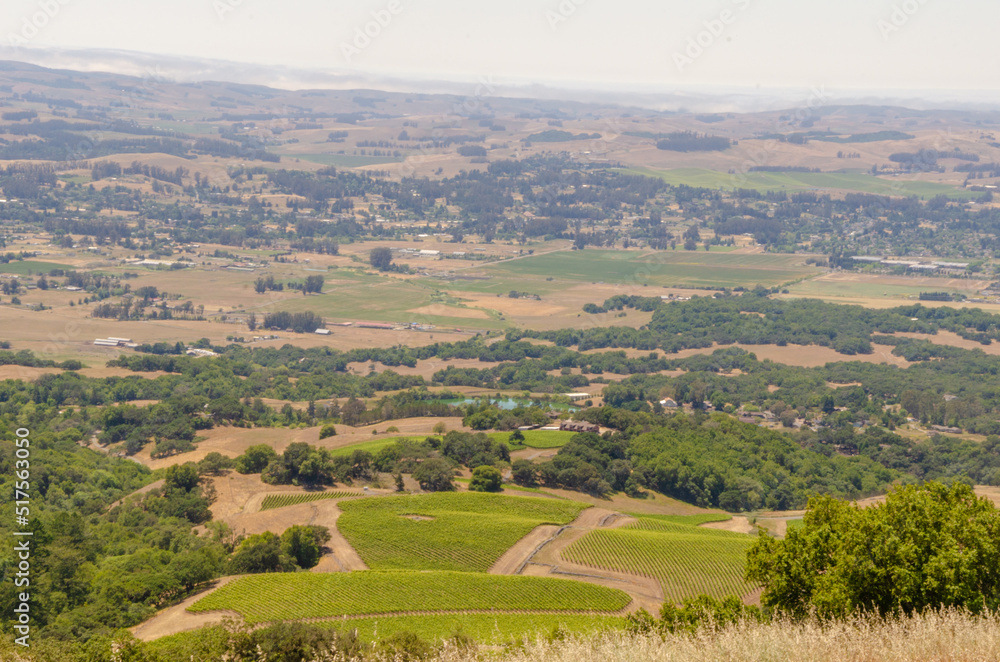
(337, 492, 588, 572)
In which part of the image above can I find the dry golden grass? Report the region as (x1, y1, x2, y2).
(419, 610, 1000, 662)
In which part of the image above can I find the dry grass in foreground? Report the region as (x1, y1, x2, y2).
(426, 609, 1000, 662)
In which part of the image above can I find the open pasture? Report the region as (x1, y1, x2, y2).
(272, 277, 508, 330)
(561, 516, 756, 604)
(785, 272, 992, 303)
(187, 571, 631, 623)
(480, 249, 819, 290)
(337, 492, 589, 572)
(0, 259, 75, 275)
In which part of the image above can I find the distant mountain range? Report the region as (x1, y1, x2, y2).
(3, 45, 1000, 114)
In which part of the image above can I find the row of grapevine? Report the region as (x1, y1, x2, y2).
(561, 517, 756, 604)
(189, 571, 631, 623)
(259, 491, 363, 511)
(338, 492, 588, 572)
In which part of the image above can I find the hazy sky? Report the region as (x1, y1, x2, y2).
(2, 0, 997, 94)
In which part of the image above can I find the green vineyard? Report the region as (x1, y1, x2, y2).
(149, 614, 626, 657)
(259, 491, 363, 511)
(323, 613, 625, 643)
(338, 492, 588, 572)
(561, 517, 756, 604)
(188, 571, 631, 623)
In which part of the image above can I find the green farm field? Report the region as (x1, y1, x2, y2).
(480, 249, 819, 289)
(272, 277, 507, 330)
(623, 167, 978, 200)
(149, 614, 625, 655)
(561, 516, 756, 604)
(784, 276, 985, 302)
(0, 260, 75, 275)
(188, 572, 631, 623)
(489, 430, 576, 449)
(338, 492, 588, 572)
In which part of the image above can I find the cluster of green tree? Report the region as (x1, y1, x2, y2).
(747, 482, 1000, 616)
(262, 310, 323, 333)
(824, 426, 1000, 486)
(0, 163, 57, 199)
(1, 109, 38, 121)
(234, 442, 373, 486)
(457, 144, 488, 157)
(0, 133, 190, 161)
(122, 161, 188, 185)
(266, 168, 381, 210)
(532, 295, 1000, 355)
(289, 236, 340, 255)
(286, 274, 325, 294)
(512, 432, 634, 497)
(192, 137, 280, 162)
(460, 399, 554, 430)
(514, 413, 895, 509)
(91, 299, 202, 322)
(654, 131, 732, 152)
(371, 431, 507, 474)
(227, 525, 331, 573)
(888, 148, 979, 173)
(100, 401, 206, 455)
(0, 349, 81, 370)
(590, 342, 1000, 476)
(104, 350, 428, 404)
